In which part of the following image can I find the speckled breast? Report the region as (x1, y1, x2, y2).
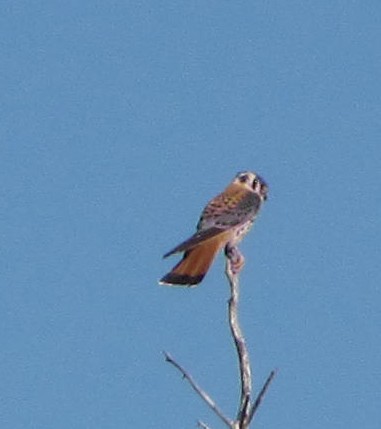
(231, 219, 254, 245)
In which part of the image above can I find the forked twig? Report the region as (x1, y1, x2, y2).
(225, 245, 275, 428)
(225, 246, 252, 427)
(164, 245, 275, 428)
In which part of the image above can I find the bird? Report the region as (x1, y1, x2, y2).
(159, 171, 268, 286)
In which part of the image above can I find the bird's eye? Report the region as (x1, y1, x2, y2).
(239, 174, 248, 183)
(252, 178, 259, 188)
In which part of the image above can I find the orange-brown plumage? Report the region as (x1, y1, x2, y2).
(160, 232, 231, 286)
(160, 171, 268, 286)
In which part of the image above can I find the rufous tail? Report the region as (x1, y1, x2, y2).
(159, 238, 223, 286)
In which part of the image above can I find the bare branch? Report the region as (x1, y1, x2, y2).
(248, 370, 277, 423)
(164, 243, 275, 428)
(225, 246, 252, 427)
(163, 351, 233, 428)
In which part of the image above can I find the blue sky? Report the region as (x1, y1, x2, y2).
(1, 1, 380, 428)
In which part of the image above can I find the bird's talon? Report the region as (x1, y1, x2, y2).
(225, 245, 245, 274)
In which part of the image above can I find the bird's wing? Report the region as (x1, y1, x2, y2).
(163, 190, 260, 258)
(163, 227, 226, 258)
(197, 189, 261, 230)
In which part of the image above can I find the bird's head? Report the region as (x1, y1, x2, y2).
(234, 171, 268, 201)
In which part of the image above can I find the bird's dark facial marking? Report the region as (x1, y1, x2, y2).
(260, 182, 268, 200)
(238, 174, 249, 183)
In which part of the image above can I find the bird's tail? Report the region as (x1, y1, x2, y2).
(159, 238, 223, 286)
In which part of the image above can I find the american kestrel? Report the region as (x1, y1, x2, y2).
(160, 171, 268, 286)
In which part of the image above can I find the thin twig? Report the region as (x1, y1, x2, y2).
(248, 370, 277, 423)
(225, 247, 252, 427)
(163, 351, 233, 428)
(197, 420, 212, 429)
